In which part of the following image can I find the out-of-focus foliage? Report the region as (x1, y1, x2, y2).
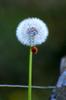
(0, 0, 66, 99)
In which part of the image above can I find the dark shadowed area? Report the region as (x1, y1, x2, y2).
(0, 0, 66, 99)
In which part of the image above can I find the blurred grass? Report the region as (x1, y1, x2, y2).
(0, 87, 51, 100)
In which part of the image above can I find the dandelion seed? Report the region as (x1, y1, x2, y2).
(16, 17, 48, 46)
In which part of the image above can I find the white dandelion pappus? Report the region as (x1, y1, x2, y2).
(16, 17, 48, 46)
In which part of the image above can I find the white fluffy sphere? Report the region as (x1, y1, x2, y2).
(16, 17, 49, 46)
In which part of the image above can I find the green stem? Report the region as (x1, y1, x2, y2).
(28, 47, 32, 100)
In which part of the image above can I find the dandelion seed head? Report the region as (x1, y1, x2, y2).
(16, 17, 49, 46)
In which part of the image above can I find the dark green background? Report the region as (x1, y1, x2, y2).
(0, 0, 66, 99)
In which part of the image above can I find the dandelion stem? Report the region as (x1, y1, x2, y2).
(28, 47, 32, 100)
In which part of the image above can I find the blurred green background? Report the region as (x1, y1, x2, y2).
(0, 0, 66, 99)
